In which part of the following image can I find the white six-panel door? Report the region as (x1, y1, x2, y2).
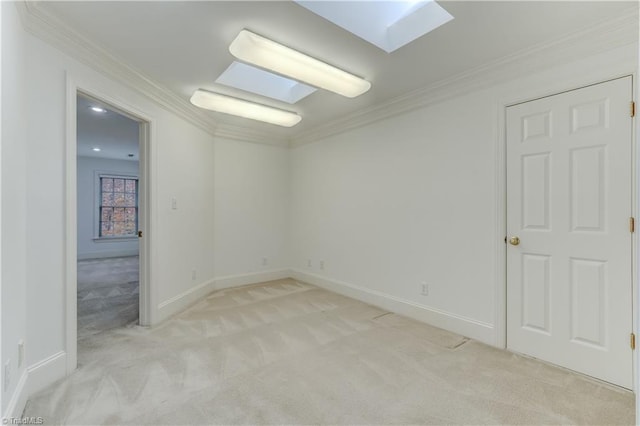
(506, 77, 633, 388)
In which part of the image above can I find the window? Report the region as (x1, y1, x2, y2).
(99, 176, 138, 238)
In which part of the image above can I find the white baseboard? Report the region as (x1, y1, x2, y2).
(214, 269, 291, 291)
(290, 269, 495, 345)
(154, 269, 291, 324)
(2, 370, 28, 420)
(77, 248, 138, 260)
(156, 278, 217, 323)
(26, 351, 67, 397)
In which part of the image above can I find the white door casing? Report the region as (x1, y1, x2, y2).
(506, 77, 633, 389)
(65, 74, 154, 374)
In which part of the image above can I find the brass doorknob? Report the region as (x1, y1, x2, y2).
(509, 236, 520, 246)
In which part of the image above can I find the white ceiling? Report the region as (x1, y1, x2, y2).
(77, 94, 140, 161)
(41, 1, 636, 137)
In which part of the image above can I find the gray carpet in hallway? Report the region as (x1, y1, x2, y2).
(27, 279, 633, 425)
(77, 256, 139, 339)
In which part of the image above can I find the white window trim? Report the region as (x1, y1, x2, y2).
(93, 170, 139, 241)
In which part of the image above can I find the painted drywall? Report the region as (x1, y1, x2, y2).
(1, 1, 28, 417)
(23, 24, 215, 390)
(77, 156, 139, 260)
(291, 91, 497, 341)
(213, 138, 290, 281)
(290, 43, 638, 346)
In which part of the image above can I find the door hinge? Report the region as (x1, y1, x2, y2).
(630, 217, 635, 233)
(631, 333, 636, 350)
(632, 101, 636, 118)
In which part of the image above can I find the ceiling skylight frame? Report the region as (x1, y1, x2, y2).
(295, 0, 454, 53)
(216, 61, 317, 104)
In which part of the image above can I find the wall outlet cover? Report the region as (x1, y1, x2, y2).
(18, 341, 24, 368)
(4, 360, 11, 392)
(421, 282, 429, 296)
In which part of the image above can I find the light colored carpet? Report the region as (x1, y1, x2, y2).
(26, 279, 633, 425)
(77, 256, 139, 339)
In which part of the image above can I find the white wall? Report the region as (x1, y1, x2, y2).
(213, 138, 290, 284)
(290, 43, 638, 346)
(1, 1, 28, 418)
(23, 24, 216, 392)
(153, 116, 215, 308)
(77, 156, 139, 260)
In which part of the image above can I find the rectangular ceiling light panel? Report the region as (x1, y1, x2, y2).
(190, 89, 301, 127)
(295, 0, 453, 53)
(229, 30, 371, 98)
(216, 61, 316, 104)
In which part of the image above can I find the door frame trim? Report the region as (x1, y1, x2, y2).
(495, 73, 637, 389)
(64, 73, 156, 374)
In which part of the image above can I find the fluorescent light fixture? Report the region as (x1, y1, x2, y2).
(190, 89, 302, 127)
(229, 30, 371, 98)
(90, 106, 106, 113)
(92, 147, 101, 152)
(216, 61, 316, 104)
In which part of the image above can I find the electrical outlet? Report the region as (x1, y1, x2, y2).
(319, 260, 325, 270)
(421, 282, 429, 296)
(171, 197, 178, 210)
(4, 360, 11, 392)
(18, 341, 24, 368)
(191, 269, 197, 281)
(262, 257, 268, 266)
(307, 259, 312, 268)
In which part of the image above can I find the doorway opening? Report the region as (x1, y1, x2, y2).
(76, 93, 141, 339)
(66, 84, 152, 373)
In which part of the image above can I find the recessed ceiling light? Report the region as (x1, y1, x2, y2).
(190, 89, 301, 127)
(92, 147, 101, 152)
(90, 106, 107, 113)
(229, 30, 371, 98)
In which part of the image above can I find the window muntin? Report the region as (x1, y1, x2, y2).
(99, 176, 138, 237)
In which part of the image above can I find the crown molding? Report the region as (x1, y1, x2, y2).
(15, 1, 637, 149)
(290, 7, 639, 147)
(15, 1, 288, 146)
(215, 122, 290, 148)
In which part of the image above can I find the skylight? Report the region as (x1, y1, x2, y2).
(215, 61, 317, 104)
(295, 0, 453, 53)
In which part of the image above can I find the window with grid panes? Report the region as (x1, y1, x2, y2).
(99, 176, 138, 237)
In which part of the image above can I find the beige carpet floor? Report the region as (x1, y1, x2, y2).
(25, 279, 634, 425)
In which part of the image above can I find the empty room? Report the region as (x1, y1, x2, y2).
(1, 0, 639, 424)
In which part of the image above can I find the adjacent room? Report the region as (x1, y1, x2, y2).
(1, 0, 638, 424)
(76, 94, 141, 339)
